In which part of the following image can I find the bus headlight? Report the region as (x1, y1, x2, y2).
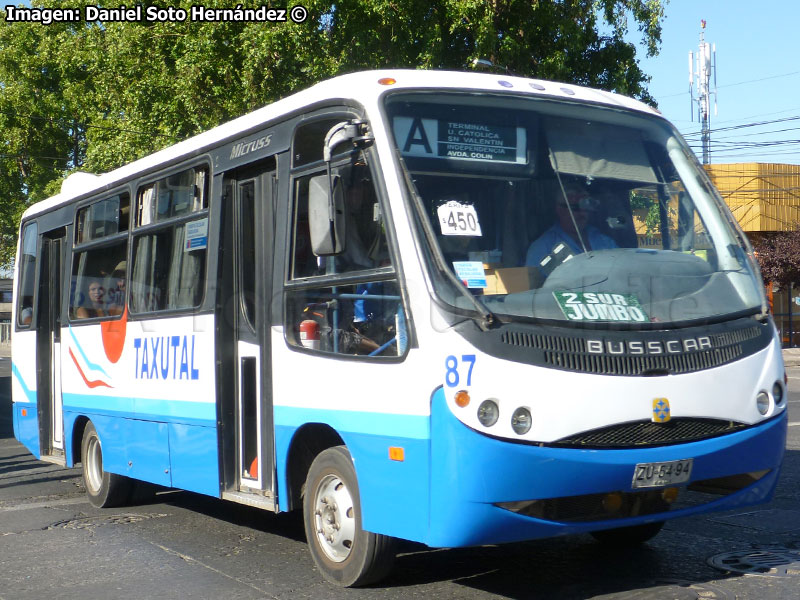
(511, 407, 532, 435)
(477, 400, 499, 427)
(773, 381, 784, 406)
(756, 391, 770, 415)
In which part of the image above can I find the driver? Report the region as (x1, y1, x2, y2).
(525, 182, 616, 267)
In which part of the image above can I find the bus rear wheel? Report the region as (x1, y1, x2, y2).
(590, 521, 665, 546)
(302, 446, 396, 587)
(81, 421, 133, 508)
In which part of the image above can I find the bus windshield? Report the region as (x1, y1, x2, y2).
(385, 92, 765, 327)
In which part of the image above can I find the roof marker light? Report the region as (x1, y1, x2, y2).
(530, 83, 545, 91)
(560, 87, 576, 96)
(498, 80, 513, 88)
(378, 77, 397, 86)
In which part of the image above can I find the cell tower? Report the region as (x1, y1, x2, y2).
(689, 20, 717, 164)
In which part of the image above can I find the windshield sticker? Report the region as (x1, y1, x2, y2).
(393, 116, 527, 164)
(185, 218, 208, 252)
(437, 201, 483, 236)
(453, 261, 488, 289)
(553, 291, 649, 323)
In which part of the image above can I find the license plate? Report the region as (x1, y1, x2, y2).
(631, 459, 693, 489)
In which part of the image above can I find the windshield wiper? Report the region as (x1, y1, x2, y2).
(396, 153, 495, 330)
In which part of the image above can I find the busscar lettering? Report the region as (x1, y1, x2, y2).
(585, 336, 713, 356)
(133, 335, 200, 380)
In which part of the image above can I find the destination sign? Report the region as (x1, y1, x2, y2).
(394, 116, 527, 164)
(553, 291, 649, 323)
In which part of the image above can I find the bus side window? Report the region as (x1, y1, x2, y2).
(70, 243, 127, 320)
(286, 154, 407, 358)
(71, 193, 131, 321)
(17, 222, 38, 327)
(285, 282, 406, 357)
(130, 167, 208, 314)
(291, 164, 389, 279)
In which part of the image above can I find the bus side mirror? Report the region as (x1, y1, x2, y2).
(309, 174, 346, 256)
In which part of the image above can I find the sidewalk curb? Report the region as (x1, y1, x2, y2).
(783, 348, 800, 367)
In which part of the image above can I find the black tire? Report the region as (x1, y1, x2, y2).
(303, 446, 397, 587)
(81, 421, 133, 508)
(590, 521, 665, 546)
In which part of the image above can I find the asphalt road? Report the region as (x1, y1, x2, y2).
(1, 362, 799, 600)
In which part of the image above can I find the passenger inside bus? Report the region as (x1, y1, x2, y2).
(524, 181, 617, 268)
(76, 280, 108, 318)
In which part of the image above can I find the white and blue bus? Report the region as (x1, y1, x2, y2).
(12, 70, 787, 586)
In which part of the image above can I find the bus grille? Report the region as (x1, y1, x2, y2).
(552, 418, 748, 448)
(500, 326, 761, 376)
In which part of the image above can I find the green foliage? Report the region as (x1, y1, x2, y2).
(751, 232, 800, 288)
(629, 191, 666, 234)
(0, 0, 667, 268)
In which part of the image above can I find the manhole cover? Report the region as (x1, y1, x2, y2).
(708, 547, 800, 576)
(45, 512, 168, 530)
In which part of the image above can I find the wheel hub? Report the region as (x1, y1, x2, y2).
(85, 436, 104, 494)
(313, 474, 356, 562)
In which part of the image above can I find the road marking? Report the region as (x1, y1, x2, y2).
(789, 422, 800, 427)
(0, 497, 86, 512)
(150, 542, 279, 598)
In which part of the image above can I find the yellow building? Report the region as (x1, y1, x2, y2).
(705, 163, 800, 232)
(705, 163, 800, 346)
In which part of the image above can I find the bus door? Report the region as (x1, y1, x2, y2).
(36, 227, 66, 462)
(219, 160, 277, 505)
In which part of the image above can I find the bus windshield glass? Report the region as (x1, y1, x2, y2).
(385, 92, 765, 327)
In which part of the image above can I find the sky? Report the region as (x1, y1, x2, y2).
(633, 0, 800, 165)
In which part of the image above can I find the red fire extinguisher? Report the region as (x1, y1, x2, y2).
(299, 319, 320, 350)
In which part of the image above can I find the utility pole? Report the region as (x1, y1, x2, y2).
(689, 20, 717, 164)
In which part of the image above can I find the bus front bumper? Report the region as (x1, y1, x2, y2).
(427, 387, 786, 548)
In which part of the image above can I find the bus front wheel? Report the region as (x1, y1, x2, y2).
(81, 421, 133, 508)
(302, 446, 396, 587)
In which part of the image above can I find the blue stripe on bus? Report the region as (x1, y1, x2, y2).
(11, 363, 36, 403)
(273, 405, 430, 439)
(62, 393, 216, 427)
(68, 326, 110, 377)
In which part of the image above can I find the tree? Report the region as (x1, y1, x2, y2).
(0, 0, 667, 267)
(750, 232, 800, 289)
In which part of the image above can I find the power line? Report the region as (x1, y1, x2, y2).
(682, 115, 800, 137)
(656, 70, 800, 100)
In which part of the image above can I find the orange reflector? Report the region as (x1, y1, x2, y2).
(661, 487, 679, 503)
(454, 390, 471, 407)
(378, 77, 397, 86)
(389, 447, 405, 461)
(21, 408, 27, 417)
(602, 492, 623, 513)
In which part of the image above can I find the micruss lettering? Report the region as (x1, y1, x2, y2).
(230, 133, 273, 160)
